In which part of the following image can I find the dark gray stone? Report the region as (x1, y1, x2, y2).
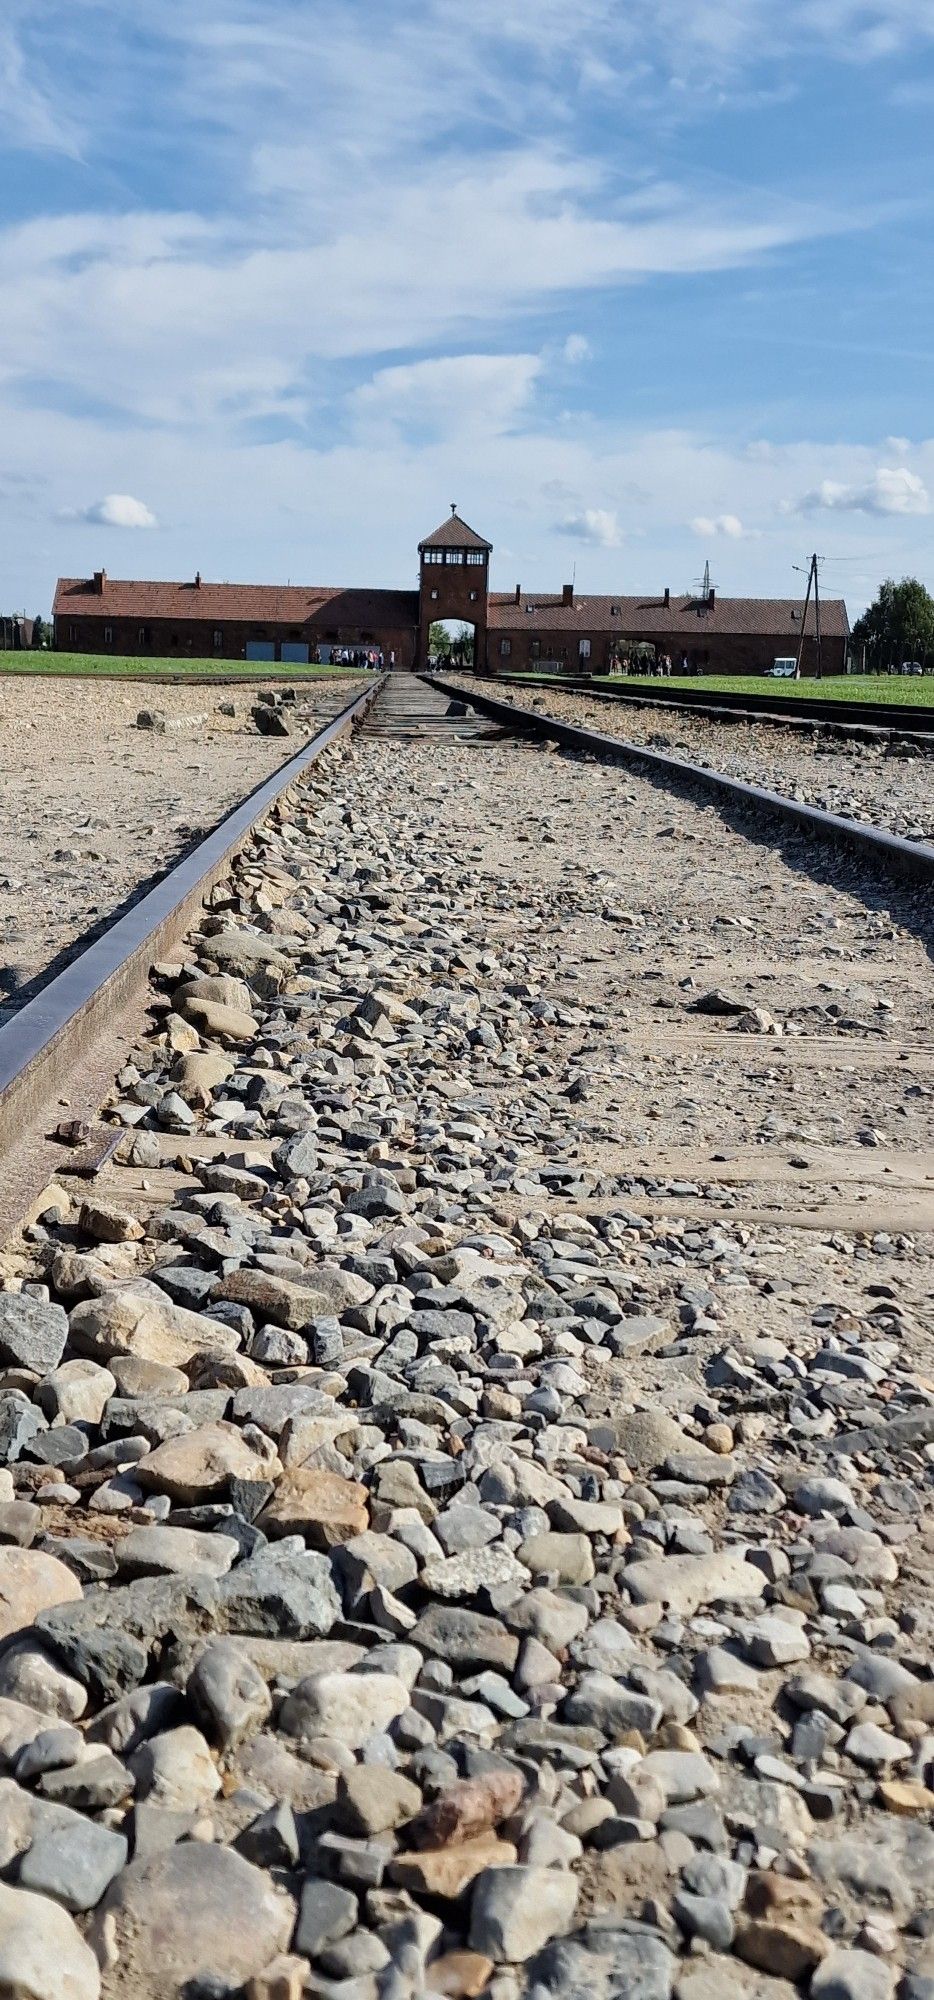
(19, 1812, 128, 1911)
(294, 1877, 358, 1957)
(0, 1293, 69, 1373)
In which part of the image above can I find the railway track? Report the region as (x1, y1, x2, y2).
(500, 672, 934, 741)
(432, 675, 934, 884)
(0, 671, 931, 1999)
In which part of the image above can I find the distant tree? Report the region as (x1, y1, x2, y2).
(32, 615, 45, 649)
(450, 622, 474, 666)
(429, 621, 452, 659)
(852, 576, 934, 671)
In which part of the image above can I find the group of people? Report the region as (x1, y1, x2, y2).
(611, 651, 677, 677)
(317, 646, 391, 670)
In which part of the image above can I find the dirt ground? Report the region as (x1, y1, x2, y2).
(0, 674, 355, 1019)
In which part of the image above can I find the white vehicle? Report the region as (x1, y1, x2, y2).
(768, 657, 797, 678)
(900, 660, 923, 676)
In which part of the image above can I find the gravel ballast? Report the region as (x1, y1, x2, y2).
(0, 682, 929, 1999)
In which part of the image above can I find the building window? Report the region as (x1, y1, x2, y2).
(423, 549, 443, 565)
(430, 588, 439, 601)
(104, 625, 113, 645)
(531, 640, 541, 660)
(138, 626, 151, 645)
(466, 551, 485, 566)
(579, 638, 591, 660)
(445, 550, 463, 565)
(500, 638, 512, 657)
(213, 628, 223, 648)
(469, 589, 478, 603)
(69, 624, 79, 642)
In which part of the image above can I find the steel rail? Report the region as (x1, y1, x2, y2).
(429, 675, 934, 886)
(0, 678, 384, 1179)
(491, 673, 934, 740)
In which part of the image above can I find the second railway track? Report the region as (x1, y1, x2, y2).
(0, 669, 930, 1997)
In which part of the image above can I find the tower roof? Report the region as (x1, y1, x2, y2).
(418, 508, 492, 552)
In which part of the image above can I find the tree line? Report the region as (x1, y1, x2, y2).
(851, 577, 934, 671)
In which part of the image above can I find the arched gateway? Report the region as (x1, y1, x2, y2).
(416, 507, 491, 674)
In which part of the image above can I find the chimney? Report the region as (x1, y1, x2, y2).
(194, 570, 202, 588)
(663, 586, 670, 608)
(562, 582, 574, 608)
(93, 568, 106, 594)
(515, 583, 521, 605)
(708, 586, 716, 608)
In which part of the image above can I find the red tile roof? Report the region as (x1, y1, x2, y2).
(418, 511, 492, 552)
(488, 592, 850, 638)
(53, 577, 419, 627)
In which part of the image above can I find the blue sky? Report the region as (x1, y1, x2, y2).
(3, 0, 934, 617)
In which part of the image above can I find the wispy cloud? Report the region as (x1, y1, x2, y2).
(793, 466, 929, 516)
(0, 18, 81, 156)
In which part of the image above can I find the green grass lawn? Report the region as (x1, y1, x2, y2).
(586, 672, 934, 706)
(0, 652, 365, 681)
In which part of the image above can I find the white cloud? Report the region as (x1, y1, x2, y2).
(690, 513, 758, 539)
(350, 353, 541, 441)
(562, 334, 593, 364)
(794, 465, 929, 516)
(556, 508, 622, 548)
(66, 493, 158, 528)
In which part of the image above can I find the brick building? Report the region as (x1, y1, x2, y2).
(487, 587, 849, 677)
(53, 511, 849, 677)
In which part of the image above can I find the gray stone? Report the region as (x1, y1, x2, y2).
(623, 1551, 767, 1615)
(563, 1673, 663, 1737)
(129, 1725, 221, 1809)
(90, 1842, 292, 1998)
(295, 1878, 358, 1957)
(116, 1525, 240, 1580)
(36, 1753, 134, 1812)
(0, 1293, 69, 1373)
(215, 1542, 341, 1638)
(19, 1812, 128, 1912)
(187, 1639, 272, 1749)
(792, 1476, 855, 1518)
(0, 1641, 88, 1721)
(530, 1926, 675, 2000)
(87, 1683, 184, 1757)
(811, 1950, 896, 2000)
(638, 1751, 720, 1803)
(411, 1605, 519, 1674)
(279, 1670, 409, 1749)
(469, 1863, 578, 1962)
(845, 1722, 910, 1768)
(517, 1532, 594, 1585)
(728, 1468, 784, 1514)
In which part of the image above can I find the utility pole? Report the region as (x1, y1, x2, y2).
(794, 555, 816, 680)
(813, 554, 823, 681)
